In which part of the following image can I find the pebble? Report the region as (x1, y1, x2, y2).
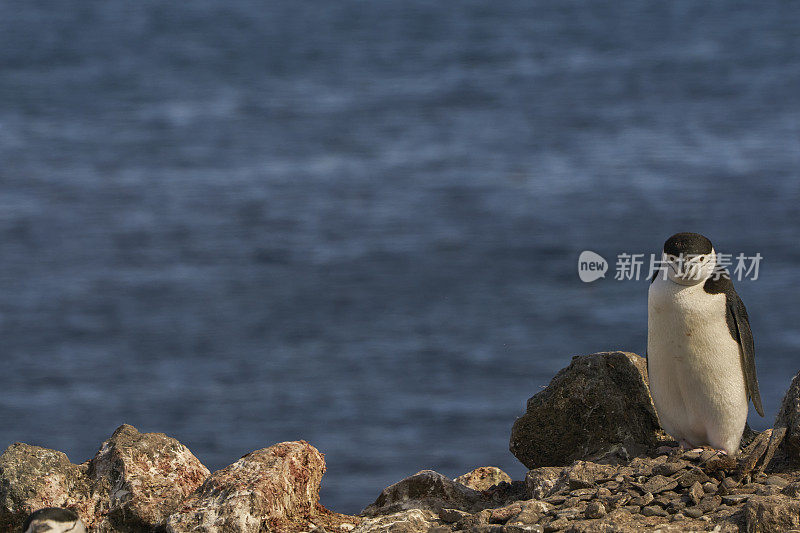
(656, 445, 677, 455)
(637, 475, 678, 494)
(667, 500, 686, 512)
(682, 450, 702, 461)
(699, 449, 719, 462)
(672, 513, 686, 522)
(653, 460, 687, 476)
(697, 495, 722, 513)
(631, 491, 653, 506)
(688, 481, 704, 505)
(684, 507, 704, 518)
(543, 517, 569, 532)
(702, 481, 718, 493)
(505, 526, 544, 533)
(782, 482, 800, 498)
(641, 505, 668, 517)
(596, 487, 612, 498)
(721, 494, 750, 505)
(623, 505, 641, 514)
(554, 508, 581, 520)
(676, 467, 711, 488)
(718, 476, 738, 494)
(439, 508, 471, 523)
(584, 501, 607, 519)
(755, 484, 782, 496)
(765, 475, 789, 488)
(570, 488, 595, 499)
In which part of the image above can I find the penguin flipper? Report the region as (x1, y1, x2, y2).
(728, 294, 764, 417)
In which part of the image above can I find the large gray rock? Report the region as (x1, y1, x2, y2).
(362, 470, 484, 517)
(165, 441, 327, 532)
(88, 424, 210, 531)
(510, 351, 663, 469)
(0, 443, 94, 531)
(775, 370, 800, 462)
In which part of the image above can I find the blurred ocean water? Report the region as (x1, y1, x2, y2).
(1, 0, 799, 513)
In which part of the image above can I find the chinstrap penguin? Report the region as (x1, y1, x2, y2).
(647, 232, 763, 455)
(22, 508, 87, 533)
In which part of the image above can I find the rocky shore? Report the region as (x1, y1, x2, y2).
(2, 351, 799, 532)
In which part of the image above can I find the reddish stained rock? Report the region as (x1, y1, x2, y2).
(88, 424, 210, 531)
(454, 466, 512, 492)
(165, 441, 326, 532)
(0, 443, 94, 531)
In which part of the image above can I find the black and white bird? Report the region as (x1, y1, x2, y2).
(22, 508, 87, 533)
(647, 232, 763, 454)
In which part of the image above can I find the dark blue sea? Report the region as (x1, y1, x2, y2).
(1, 0, 799, 514)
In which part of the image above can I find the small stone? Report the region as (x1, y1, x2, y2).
(697, 495, 722, 513)
(682, 450, 701, 461)
(764, 476, 789, 488)
(688, 481, 705, 505)
(631, 491, 653, 506)
(623, 505, 641, 514)
(719, 476, 738, 493)
(684, 507, 704, 518)
(490, 503, 522, 523)
(667, 500, 686, 512)
(656, 445, 676, 456)
(653, 495, 672, 508)
(633, 475, 678, 494)
(676, 467, 711, 488)
(519, 500, 553, 514)
(439, 508, 471, 523)
(455, 466, 513, 492)
(782, 482, 800, 498)
(672, 513, 686, 521)
(702, 482, 718, 494)
(602, 492, 630, 510)
(554, 508, 581, 520)
(755, 484, 783, 496)
(525, 467, 564, 500)
(543, 517, 569, 532)
(455, 510, 488, 530)
(584, 501, 606, 519)
(705, 453, 738, 472)
(563, 496, 581, 508)
(505, 526, 544, 533)
(511, 510, 541, 525)
(569, 488, 596, 500)
(339, 524, 355, 532)
(699, 449, 717, 461)
(596, 487, 611, 498)
(722, 494, 750, 505)
(653, 460, 688, 476)
(641, 505, 668, 517)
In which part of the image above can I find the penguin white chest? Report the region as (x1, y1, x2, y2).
(647, 278, 748, 453)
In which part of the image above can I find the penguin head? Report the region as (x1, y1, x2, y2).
(22, 508, 87, 533)
(661, 232, 716, 286)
